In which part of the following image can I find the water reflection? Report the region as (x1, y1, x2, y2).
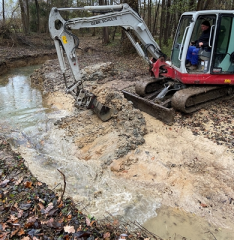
(0, 66, 47, 132)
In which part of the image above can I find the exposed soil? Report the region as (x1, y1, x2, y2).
(1, 34, 234, 239)
(0, 137, 159, 240)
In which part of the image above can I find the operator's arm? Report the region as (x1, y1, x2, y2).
(196, 29, 211, 48)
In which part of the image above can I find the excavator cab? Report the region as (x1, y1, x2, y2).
(171, 11, 234, 77)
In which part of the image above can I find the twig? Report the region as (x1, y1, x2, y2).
(204, 231, 217, 240)
(57, 169, 66, 205)
(52, 182, 61, 191)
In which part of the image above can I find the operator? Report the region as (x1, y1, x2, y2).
(186, 20, 211, 70)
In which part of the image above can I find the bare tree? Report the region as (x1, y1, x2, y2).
(2, 0, 5, 24)
(19, 0, 27, 34)
(35, 0, 40, 33)
(99, 0, 110, 44)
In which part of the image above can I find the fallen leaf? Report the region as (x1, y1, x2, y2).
(11, 227, 20, 237)
(17, 209, 24, 218)
(24, 181, 32, 188)
(90, 220, 96, 227)
(37, 202, 44, 210)
(18, 228, 25, 236)
(46, 218, 62, 228)
(64, 225, 75, 233)
(21, 236, 30, 240)
(0, 222, 7, 230)
(103, 232, 110, 239)
(19, 203, 31, 210)
(0, 179, 10, 187)
(43, 202, 53, 214)
(24, 217, 37, 228)
(15, 177, 24, 185)
(9, 215, 18, 222)
(86, 217, 90, 226)
(113, 219, 119, 226)
(0, 232, 8, 239)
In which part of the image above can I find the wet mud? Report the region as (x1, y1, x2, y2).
(1, 36, 234, 238)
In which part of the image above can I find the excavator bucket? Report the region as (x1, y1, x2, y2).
(122, 90, 175, 125)
(86, 95, 112, 122)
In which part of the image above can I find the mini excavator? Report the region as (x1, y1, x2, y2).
(49, 4, 234, 124)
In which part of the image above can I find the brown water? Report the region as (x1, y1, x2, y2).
(144, 206, 234, 240)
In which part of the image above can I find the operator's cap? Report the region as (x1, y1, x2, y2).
(202, 20, 210, 27)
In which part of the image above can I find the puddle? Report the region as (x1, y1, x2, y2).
(144, 206, 234, 239)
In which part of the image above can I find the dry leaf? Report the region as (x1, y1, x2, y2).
(86, 217, 91, 226)
(103, 232, 110, 239)
(113, 219, 119, 226)
(18, 228, 25, 236)
(9, 215, 18, 222)
(11, 228, 20, 237)
(15, 177, 24, 185)
(90, 220, 96, 227)
(200, 203, 208, 208)
(64, 225, 75, 233)
(0, 179, 10, 187)
(37, 202, 44, 210)
(17, 209, 24, 218)
(44, 202, 54, 214)
(21, 237, 30, 240)
(24, 181, 33, 188)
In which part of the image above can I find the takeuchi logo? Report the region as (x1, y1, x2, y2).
(91, 16, 117, 25)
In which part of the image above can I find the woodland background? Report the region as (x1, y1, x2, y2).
(1, 0, 234, 54)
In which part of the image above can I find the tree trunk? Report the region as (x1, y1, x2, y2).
(159, 0, 165, 47)
(196, 0, 203, 10)
(120, 0, 138, 54)
(189, 0, 196, 10)
(26, 0, 29, 34)
(152, 0, 160, 36)
(35, 0, 40, 33)
(19, 0, 27, 34)
(164, 0, 171, 46)
(99, 0, 110, 44)
(203, 0, 212, 10)
(2, 0, 5, 24)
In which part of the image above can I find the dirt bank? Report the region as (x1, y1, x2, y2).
(0, 137, 158, 240)
(0, 47, 57, 75)
(28, 36, 234, 233)
(0, 33, 57, 75)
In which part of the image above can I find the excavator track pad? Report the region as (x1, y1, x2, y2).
(171, 86, 234, 113)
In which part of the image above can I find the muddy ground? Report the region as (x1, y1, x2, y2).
(1, 35, 234, 237)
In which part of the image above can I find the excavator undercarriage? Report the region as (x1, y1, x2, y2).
(123, 79, 234, 125)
